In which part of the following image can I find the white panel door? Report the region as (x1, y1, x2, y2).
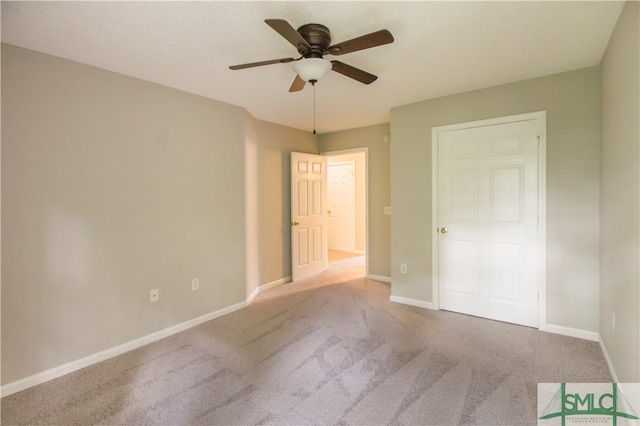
(438, 119, 539, 327)
(328, 162, 356, 252)
(291, 152, 328, 281)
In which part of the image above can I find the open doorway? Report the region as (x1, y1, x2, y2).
(323, 149, 367, 275)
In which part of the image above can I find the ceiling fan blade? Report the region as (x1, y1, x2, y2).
(327, 29, 394, 56)
(289, 74, 306, 92)
(229, 57, 295, 70)
(331, 61, 377, 85)
(265, 19, 311, 55)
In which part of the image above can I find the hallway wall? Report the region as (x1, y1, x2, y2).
(327, 152, 366, 253)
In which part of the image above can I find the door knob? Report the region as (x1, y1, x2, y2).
(440, 227, 448, 234)
(291, 221, 300, 226)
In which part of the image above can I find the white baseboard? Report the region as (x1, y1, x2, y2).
(542, 323, 599, 342)
(386, 303, 601, 346)
(389, 295, 437, 310)
(368, 274, 391, 283)
(598, 335, 620, 382)
(0, 300, 248, 398)
(247, 277, 291, 303)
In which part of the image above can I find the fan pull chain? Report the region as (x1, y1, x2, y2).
(312, 81, 317, 135)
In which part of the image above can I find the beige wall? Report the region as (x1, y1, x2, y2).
(247, 117, 318, 292)
(391, 67, 601, 333)
(600, 1, 640, 382)
(1, 44, 248, 384)
(319, 124, 391, 278)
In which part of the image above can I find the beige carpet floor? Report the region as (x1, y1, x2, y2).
(1, 251, 611, 425)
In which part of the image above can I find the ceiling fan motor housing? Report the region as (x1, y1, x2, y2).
(297, 23, 332, 57)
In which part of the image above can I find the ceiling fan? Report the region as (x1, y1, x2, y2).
(229, 19, 394, 92)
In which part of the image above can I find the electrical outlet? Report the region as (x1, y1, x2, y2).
(400, 263, 407, 274)
(612, 311, 616, 332)
(192, 278, 199, 291)
(150, 288, 159, 303)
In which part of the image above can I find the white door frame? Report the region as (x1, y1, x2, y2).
(322, 148, 369, 277)
(431, 111, 547, 330)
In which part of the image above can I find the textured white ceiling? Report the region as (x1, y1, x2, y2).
(1, 1, 625, 134)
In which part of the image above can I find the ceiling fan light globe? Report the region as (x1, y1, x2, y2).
(294, 58, 332, 82)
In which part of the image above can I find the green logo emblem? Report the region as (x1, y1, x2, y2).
(539, 383, 639, 425)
